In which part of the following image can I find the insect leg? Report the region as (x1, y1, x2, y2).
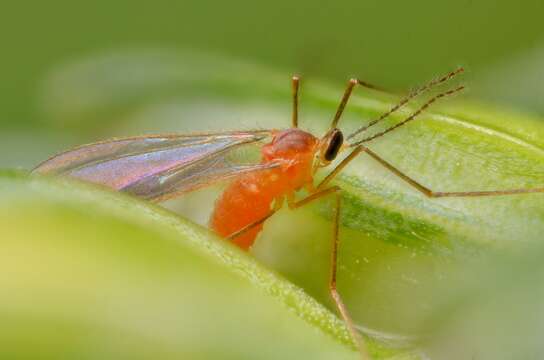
(363, 146, 544, 197)
(226, 187, 340, 241)
(292, 75, 300, 128)
(225, 209, 279, 241)
(330, 78, 385, 129)
(227, 186, 369, 357)
(330, 79, 358, 129)
(329, 193, 370, 359)
(317, 146, 367, 190)
(290, 187, 370, 359)
(288, 186, 340, 208)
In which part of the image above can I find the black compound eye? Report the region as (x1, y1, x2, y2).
(324, 130, 343, 162)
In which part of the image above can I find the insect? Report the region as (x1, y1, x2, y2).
(33, 69, 544, 359)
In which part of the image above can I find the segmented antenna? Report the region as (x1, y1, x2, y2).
(346, 68, 464, 141)
(350, 85, 465, 146)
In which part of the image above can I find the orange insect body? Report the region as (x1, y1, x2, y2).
(210, 128, 319, 249)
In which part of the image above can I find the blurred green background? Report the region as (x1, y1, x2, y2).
(2, 0, 544, 140)
(2, 1, 544, 359)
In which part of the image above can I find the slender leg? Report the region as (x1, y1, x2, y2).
(329, 193, 370, 360)
(291, 187, 370, 358)
(331, 79, 358, 129)
(227, 187, 340, 240)
(315, 143, 544, 198)
(317, 146, 367, 190)
(289, 186, 340, 208)
(225, 209, 279, 241)
(363, 146, 544, 197)
(227, 187, 370, 358)
(292, 75, 300, 128)
(330, 78, 386, 129)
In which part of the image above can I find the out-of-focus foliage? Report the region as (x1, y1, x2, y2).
(1, 0, 544, 133)
(0, 171, 421, 360)
(416, 246, 544, 360)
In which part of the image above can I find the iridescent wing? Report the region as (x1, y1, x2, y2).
(33, 130, 276, 202)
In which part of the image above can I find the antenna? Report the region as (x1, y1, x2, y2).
(346, 68, 464, 141)
(350, 85, 465, 146)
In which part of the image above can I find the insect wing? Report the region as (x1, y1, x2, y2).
(33, 132, 273, 201)
(123, 153, 279, 202)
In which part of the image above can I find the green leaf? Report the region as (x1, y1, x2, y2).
(413, 243, 544, 360)
(24, 49, 544, 350)
(0, 171, 419, 359)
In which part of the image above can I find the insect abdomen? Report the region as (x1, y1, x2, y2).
(210, 169, 286, 249)
(211, 128, 318, 249)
